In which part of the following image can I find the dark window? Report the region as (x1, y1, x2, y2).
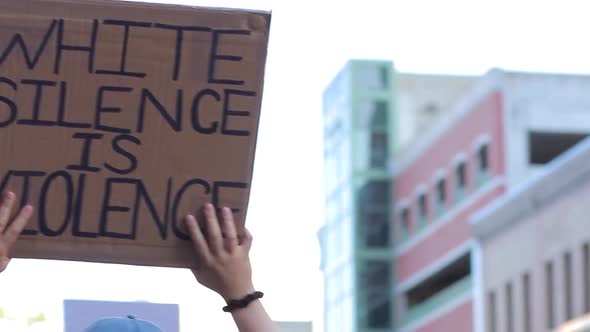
(368, 300, 390, 329)
(436, 178, 446, 206)
(529, 131, 588, 164)
(372, 101, 388, 126)
(523, 273, 531, 332)
(455, 161, 467, 189)
(400, 208, 410, 234)
(564, 252, 573, 320)
(407, 253, 470, 308)
(505, 282, 513, 332)
(478, 144, 489, 172)
(418, 193, 428, 220)
(370, 132, 388, 168)
(370, 101, 388, 168)
(488, 291, 497, 332)
(364, 211, 389, 248)
(379, 66, 389, 88)
(584, 243, 590, 312)
(358, 181, 389, 206)
(546, 261, 555, 329)
(357, 181, 390, 248)
(362, 261, 391, 328)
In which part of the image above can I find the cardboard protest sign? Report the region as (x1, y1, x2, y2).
(0, 0, 270, 268)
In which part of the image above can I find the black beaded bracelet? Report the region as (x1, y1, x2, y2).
(222, 291, 264, 312)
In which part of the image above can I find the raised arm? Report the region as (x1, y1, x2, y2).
(0, 191, 34, 273)
(184, 204, 279, 332)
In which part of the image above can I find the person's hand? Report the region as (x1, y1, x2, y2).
(184, 203, 254, 301)
(0, 191, 34, 273)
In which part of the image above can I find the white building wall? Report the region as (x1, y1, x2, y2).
(395, 74, 475, 151)
(503, 73, 590, 187)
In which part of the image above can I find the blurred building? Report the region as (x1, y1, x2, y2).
(319, 59, 396, 332)
(392, 69, 590, 332)
(275, 321, 313, 332)
(63, 299, 179, 332)
(472, 138, 590, 332)
(396, 73, 475, 149)
(319, 60, 476, 332)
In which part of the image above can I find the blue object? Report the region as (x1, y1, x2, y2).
(86, 315, 163, 332)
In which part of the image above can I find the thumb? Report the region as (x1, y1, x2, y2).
(240, 228, 253, 252)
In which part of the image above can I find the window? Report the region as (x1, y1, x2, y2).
(488, 291, 497, 332)
(379, 66, 389, 88)
(476, 143, 490, 186)
(478, 144, 489, 171)
(363, 211, 389, 248)
(358, 180, 389, 206)
(584, 243, 590, 312)
(505, 282, 513, 332)
(361, 261, 392, 328)
(370, 132, 388, 168)
(436, 178, 446, 214)
(369, 101, 389, 168)
(455, 161, 467, 200)
(400, 207, 410, 241)
(564, 252, 573, 320)
(357, 181, 390, 248)
(529, 131, 588, 164)
(478, 144, 489, 172)
(523, 273, 531, 332)
(546, 261, 555, 329)
(417, 193, 428, 227)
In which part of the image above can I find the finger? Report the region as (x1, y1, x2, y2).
(2, 205, 33, 246)
(203, 203, 223, 254)
(0, 192, 16, 233)
(220, 207, 238, 250)
(240, 228, 253, 252)
(184, 214, 212, 266)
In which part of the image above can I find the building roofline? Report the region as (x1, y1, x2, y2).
(396, 72, 477, 80)
(391, 68, 504, 176)
(322, 59, 395, 104)
(471, 136, 590, 240)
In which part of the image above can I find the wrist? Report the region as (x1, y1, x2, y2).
(222, 291, 264, 313)
(221, 284, 256, 302)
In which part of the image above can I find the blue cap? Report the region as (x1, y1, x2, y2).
(85, 315, 163, 332)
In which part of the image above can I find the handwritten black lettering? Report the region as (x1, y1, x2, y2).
(208, 29, 250, 85)
(38, 170, 74, 237)
(0, 20, 57, 70)
(94, 86, 133, 133)
(105, 134, 141, 175)
(137, 88, 182, 133)
(67, 132, 104, 173)
(221, 89, 255, 136)
(0, 77, 17, 128)
(95, 20, 151, 78)
(54, 19, 99, 74)
(17, 79, 57, 126)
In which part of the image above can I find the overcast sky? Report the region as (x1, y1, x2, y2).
(2, 0, 590, 331)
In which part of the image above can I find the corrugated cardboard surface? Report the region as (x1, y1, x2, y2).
(0, 0, 270, 268)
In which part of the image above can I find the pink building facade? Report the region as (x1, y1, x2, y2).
(392, 70, 590, 331)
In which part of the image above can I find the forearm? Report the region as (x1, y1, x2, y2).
(231, 300, 279, 332)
